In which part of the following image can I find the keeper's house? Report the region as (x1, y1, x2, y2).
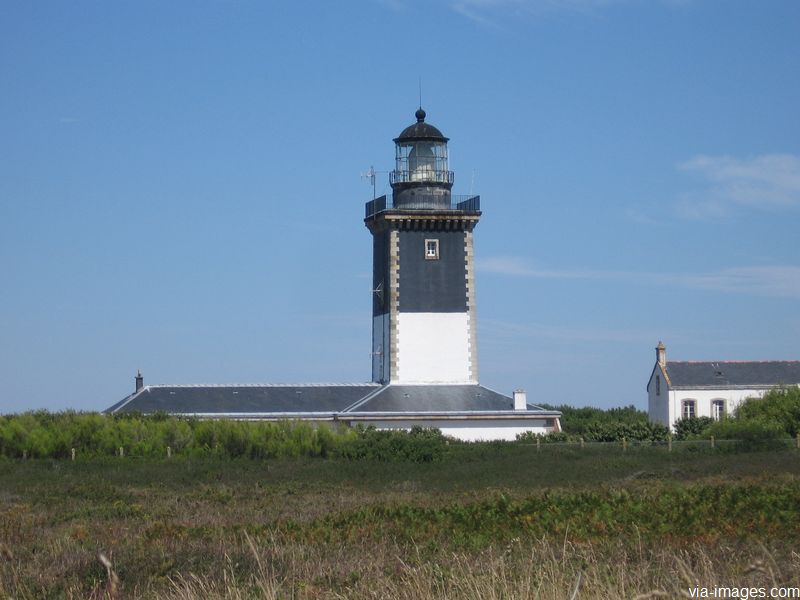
(106, 108, 562, 441)
(647, 341, 800, 430)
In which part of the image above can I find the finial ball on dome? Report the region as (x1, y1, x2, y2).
(415, 108, 426, 122)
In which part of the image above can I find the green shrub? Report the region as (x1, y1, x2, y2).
(581, 421, 669, 443)
(0, 412, 353, 459)
(516, 421, 669, 444)
(0, 413, 455, 461)
(532, 404, 668, 442)
(703, 418, 789, 450)
(516, 431, 577, 443)
(673, 416, 715, 441)
(334, 426, 446, 462)
(537, 404, 649, 435)
(161, 418, 194, 453)
(735, 387, 800, 437)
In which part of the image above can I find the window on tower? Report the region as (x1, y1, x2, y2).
(425, 239, 440, 260)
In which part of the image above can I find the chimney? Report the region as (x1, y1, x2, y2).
(135, 370, 144, 393)
(656, 341, 666, 368)
(513, 389, 527, 411)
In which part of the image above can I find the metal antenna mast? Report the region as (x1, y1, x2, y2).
(361, 165, 377, 199)
(361, 166, 390, 199)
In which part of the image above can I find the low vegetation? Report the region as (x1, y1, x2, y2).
(531, 403, 669, 443)
(0, 411, 343, 460)
(731, 386, 800, 437)
(0, 412, 454, 462)
(2, 396, 800, 597)
(3, 389, 797, 462)
(539, 403, 650, 434)
(2, 448, 800, 598)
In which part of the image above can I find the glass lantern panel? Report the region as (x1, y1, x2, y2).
(408, 142, 436, 181)
(395, 143, 412, 177)
(394, 141, 448, 183)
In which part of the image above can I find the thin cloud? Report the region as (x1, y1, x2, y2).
(477, 256, 617, 280)
(377, 0, 689, 27)
(450, 2, 505, 29)
(623, 207, 662, 226)
(677, 153, 800, 218)
(478, 256, 800, 299)
(480, 318, 784, 352)
(373, 0, 406, 11)
(480, 317, 653, 344)
(448, 0, 679, 23)
(667, 266, 800, 299)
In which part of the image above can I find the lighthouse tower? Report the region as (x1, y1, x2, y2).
(365, 108, 481, 384)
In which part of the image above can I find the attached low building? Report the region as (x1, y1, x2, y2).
(108, 379, 561, 442)
(647, 341, 800, 429)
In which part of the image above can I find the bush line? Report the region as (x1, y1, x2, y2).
(0, 411, 451, 462)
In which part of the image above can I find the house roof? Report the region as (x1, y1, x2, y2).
(665, 361, 800, 389)
(108, 383, 380, 415)
(348, 385, 533, 412)
(106, 383, 560, 419)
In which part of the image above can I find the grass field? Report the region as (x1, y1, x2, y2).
(2, 445, 800, 599)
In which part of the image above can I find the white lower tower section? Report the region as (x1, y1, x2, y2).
(394, 312, 474, 384)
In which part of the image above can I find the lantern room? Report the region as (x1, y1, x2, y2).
(390, 108, 454, 208)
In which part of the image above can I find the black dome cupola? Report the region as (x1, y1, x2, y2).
(390, 108, 454, 207)
(394, 108, 449, 143)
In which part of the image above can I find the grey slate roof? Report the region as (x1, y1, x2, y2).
(350, 385, 532, 413)
(109, 384, 380, 415)
(666, 361, 800, 389)
(107, 383, 559, 418)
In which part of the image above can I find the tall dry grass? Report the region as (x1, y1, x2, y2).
(3, 528, 799, 599)
(153, 535, 798, 600)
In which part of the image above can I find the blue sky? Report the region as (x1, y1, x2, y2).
(1, 0, 798, 413)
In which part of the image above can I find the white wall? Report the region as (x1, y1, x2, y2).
(395, 312, 473, 384)
(362, 418, 556, 441)
(647, 367, 671, 427)
(667, 388, 769, 428)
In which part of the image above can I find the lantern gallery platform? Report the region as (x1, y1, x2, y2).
(106, 382, 562, 442)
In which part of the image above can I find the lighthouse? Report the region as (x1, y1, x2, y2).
(108, 107, 562, 441)
(366, 108, 481, 385)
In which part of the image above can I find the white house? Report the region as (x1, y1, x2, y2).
(647, 341, 800, 430)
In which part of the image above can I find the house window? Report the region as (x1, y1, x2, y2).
(712, 399, 726, 421)
(682, 399, 696, 420)
(425, 239, 439, 260)
(656, 375, 660, 396)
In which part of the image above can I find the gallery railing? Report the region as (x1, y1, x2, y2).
(365, 194, 481, 219)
